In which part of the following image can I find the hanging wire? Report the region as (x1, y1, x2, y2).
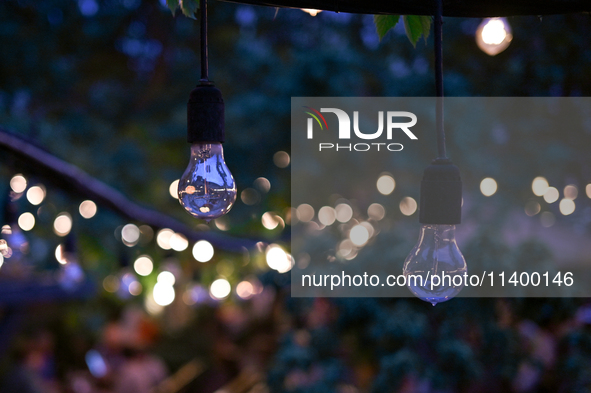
(434, 0, 447, 159)
(200, 0, 209, 81)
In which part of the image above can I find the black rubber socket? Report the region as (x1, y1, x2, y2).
(419, 158, 462, 225)
(187, 81, 225, 143)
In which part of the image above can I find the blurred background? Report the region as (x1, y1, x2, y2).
(1, 0, 591, 392)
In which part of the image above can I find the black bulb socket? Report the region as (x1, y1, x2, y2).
(419, 158, 462, 225)
(187, 81, 225, 143)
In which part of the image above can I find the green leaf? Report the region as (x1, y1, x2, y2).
(180, 0, 199, 19)
(373, 15, 400, 41)
(166, 0, 179, 15)
(403, 15, 431, 47)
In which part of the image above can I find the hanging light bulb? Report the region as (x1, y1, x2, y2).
(476, 17, 512, 56)
(178, 0, 236, 222)
(403, 2, 466, 306)
(403, 160, 466, 306)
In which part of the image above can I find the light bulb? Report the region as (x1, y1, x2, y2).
(403, 224, 467, 306)
(476, 17, 512, 56)
(178, 142, 236, 222)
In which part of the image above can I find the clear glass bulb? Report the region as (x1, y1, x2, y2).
(178, 142, 236, 222)
(403, 224, 467, 306)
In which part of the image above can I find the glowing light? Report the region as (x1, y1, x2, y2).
(240, 188, 260, 205)
(0, 254, 3, 269)
(122, 224, 140, 246)
(480, 177, 498, 196)
(587, 184, 591, 199)
(153, 282, 175, 306)
(559, 199, 575, 216)
(318, 206, 336, 226)
(79, 200, 97, 219)
(170, 233, 189, 251)
(296, 204, 315, 222)
(564, 185, 578, 200)
(302, 8, 322, 16)
(214, 217, 230, 231)
(53, 213, 72, 236)
(262, 212, 281, 230)
(18, 212, 35, 231)
(169, 179, 179, 199)
(540, 212, 555, 227)
(349, 225, 370, 247)
(266, 244, 290, 272)
(26, 186, 45, 205)
(156, 228, 174, 250)
(134, 255, 153, 276)
(157, 271, 176, 286)
(367, 203, 386, 221)
(192, 240, 214, 262)
(273, 151, 290, 168)
(524, 201, 541, 216)
(532, 177, 549, 196)
(129, 281, 142, 296)
(254, 177, 271, 193)
(476, 18, 512, 56)
(10, 174, 27, 193)
(337, 239, 354, 259)
(335, 203, 353, 223)
(377, 174, 395, 195)
(55, 244, 67, 264)
(210, 278, 231, 299)
(103, 275, 120, 293)
(399, 197, 417, 216)
(543, 187, 559, 203)
(236, 281, 255, 299)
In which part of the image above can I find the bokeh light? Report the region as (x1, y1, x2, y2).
(134, 255, 153, 276)
(540, 212, 555, 228)
(103, 275, 120, 293)
(254, 177, 271, 193)
(55, 244, 67, 264)
(296, 204, 315, 222)
(476, 17, 512, 56)
(349, 225, 370, 247)
(153, 282, 175, 306)
(193, 240, 214, 262)
(367, 203, 386, 221)
(170, 233, 189, 251)
(480, 177, 498, 196)
(169, 179, 179, 199)
(26, 185, 45, 205)
(10, 174, 27, 193)
(543, 187, 559, 203)
(121, 223, 140, 246)
(587, 184, 591, 199)
(210, 278, 231, 299)
(18, 212, 35, 231)
(156, 228, 174, 250)
(240, 188, 260, 205)
(559, 199, 575, 215)
(53, 213, 73, 236)
(335, 203, 353, 223)
(318, 206, 336, 226)
(399, 197, 417, 216)
(79, 200, 97, 219)
(157, 271, 176, 286)
(532, 177, 549, 196)
(236, 281, 255, 299)
(564, 185, 578, 200)
(262, 212, 284, 230)
(273, 151, 290, 168)
(266, 245, 291, 272)
(376, 174, 395, 195)
(128, 281, 142, 296)
(524, 201, 541, 216)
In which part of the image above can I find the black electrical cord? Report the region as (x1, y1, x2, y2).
(200, 0, 209, 81)
(434, 0, 447, 160)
